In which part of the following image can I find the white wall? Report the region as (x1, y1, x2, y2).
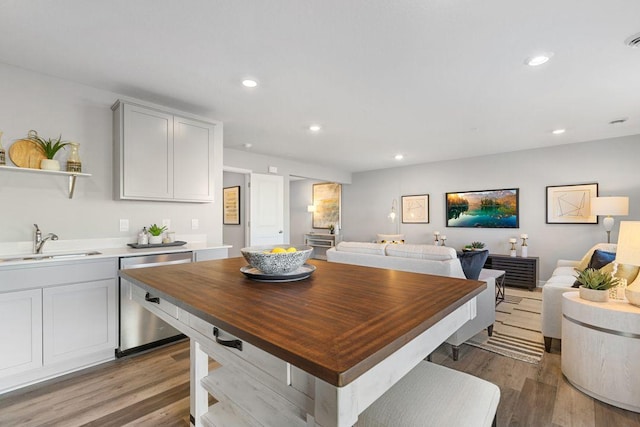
(340, 135, 640, 281)
(0, 63, 223, 245)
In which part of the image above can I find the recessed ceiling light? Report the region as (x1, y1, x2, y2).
(525, 53, 553, 67)
(243, 143, 253, 149)
(309, 125, 321, 132)
(242, 79, 258, 88)
(552, 129, 566, 135)
(395, 154, 404, 160)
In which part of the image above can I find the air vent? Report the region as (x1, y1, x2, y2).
(625, 33, 640, 48)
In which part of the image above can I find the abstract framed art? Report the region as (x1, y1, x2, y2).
(312, 182, 341, 229)
(546, 183, 598, 224)
(401, 194, 429, 223)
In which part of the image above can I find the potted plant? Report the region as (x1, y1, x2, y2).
(148, 224, 167, 244)
(327, 224, 335, 234)
(462, 244, 473, 252)
(28, 130, 69, 171)
(575, 268, 620, 302)
(471, 241, 486, 251)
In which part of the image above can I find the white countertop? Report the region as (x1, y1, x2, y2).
(0, 235, 231, 268)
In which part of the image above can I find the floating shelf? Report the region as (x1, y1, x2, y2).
(0, 165, 92, 199)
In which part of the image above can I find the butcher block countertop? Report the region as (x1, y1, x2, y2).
(120, 257, 485, 387)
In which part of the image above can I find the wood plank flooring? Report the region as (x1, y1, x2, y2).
(1, 339, 639, 426)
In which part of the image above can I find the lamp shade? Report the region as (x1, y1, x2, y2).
(590, 197, 629, 216)
(615, 221, 640, 266)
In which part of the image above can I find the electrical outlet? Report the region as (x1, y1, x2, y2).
(162, 219, 171, 230)
(119, 219, 129, 232)
(191, 219, 199, 230)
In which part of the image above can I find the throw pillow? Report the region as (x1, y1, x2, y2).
(587, 250, 616, 270)
(457, 249, 489, 280)
(376, 234, 405, 244)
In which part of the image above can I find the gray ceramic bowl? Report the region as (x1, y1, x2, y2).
(240, 245, 313, 274)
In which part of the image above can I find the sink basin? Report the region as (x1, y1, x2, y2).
(0, 251, 102, 262)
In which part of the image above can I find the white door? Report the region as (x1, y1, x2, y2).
(249, 173, 285, 246)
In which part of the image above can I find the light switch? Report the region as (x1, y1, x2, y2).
(119, 219, 129, 232)
(191, 219, 199, 230)
(162, 219, 171, 229)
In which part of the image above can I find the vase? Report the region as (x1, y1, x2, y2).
(521, 245, 528, 258)
(149, 235, 163, 244)
(579, 286, 609, 302)
(40, 159, 60, 171)
(66, 142, 82, 172)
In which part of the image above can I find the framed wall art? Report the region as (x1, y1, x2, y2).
(223, 186, 241, 225)
(446, 188, 519, 228)
(546, 183, 598, 224)
(312, 182, 341, 229)
(401, 194, 429, 223)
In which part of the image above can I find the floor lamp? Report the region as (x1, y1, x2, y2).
(615, 221, 640, 307)
(590, 196, 629, 243)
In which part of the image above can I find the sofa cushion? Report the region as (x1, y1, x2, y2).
(457, 250, 489, 280)
(572, 249, 618, 287)
(385, 244, 457, 261)
(575, 243, 617, 271)
(335, 241, 387, 256)
(377, 234, 405, 244)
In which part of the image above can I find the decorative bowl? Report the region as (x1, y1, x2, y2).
(240, 245, 313, 275)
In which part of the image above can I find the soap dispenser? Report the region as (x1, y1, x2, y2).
(137, 227, 149, 245)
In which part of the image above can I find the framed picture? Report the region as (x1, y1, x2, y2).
(546, 183, 598, 224)
(223, 186, 241, 225)
(313, 182, 341, 229)
(446, 188, 519, 228)
(401, 194, 429, 223)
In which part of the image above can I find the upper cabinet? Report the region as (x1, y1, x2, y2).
(112, 100, 220, 202)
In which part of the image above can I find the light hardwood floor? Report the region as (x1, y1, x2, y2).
(1, 339, 639, 426)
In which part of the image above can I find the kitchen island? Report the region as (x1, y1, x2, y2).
(120, 257, 486, 426)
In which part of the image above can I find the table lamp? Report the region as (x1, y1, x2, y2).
(615, 221, 640, 307)
(591, 196, 629, 243)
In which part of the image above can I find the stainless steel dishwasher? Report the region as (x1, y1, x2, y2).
(117, 252, 193, 357)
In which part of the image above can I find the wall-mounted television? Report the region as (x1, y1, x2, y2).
(446, 188, 519, 228)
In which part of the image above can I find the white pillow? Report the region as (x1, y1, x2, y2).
(376, 234, 405, 244)
(335, 241, 387, 256)
(386, 244, 457, 261)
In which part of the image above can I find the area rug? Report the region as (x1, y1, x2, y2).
(466, 287, 545, 364)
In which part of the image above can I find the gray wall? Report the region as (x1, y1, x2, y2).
(0, 62, 223, 245)
(338, 135, 640, 281)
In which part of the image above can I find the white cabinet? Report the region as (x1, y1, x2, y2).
(304, 233, 342, 260)
(0, 289, 42, 377)
(43, 279, 117, 365)
(0, 258, 118, 394)
(113, 100, 219, 202)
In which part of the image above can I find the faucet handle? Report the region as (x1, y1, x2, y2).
(34, 224, 40, 232)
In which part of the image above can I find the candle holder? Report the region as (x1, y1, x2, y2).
(521, 236, 528, 258)
(440, 236, 447, 246)
(434, 232, 440, 246)
(509, 239, 517, 257)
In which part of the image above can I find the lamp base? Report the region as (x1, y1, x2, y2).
(625, 277, 640, 307)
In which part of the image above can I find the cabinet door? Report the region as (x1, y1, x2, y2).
(0, 289, 43, 377)
(122, 104, 174, 199)
(173, 116, 215, 201)
(43, 279, 117, 365)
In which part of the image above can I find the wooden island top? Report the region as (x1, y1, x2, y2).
(120, 257, 485, 387)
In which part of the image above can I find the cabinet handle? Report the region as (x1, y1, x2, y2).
(145, 292, 160, 304)
(213, 327, 243, 351)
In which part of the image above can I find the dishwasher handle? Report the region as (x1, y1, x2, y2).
(145, 292, 160, 304)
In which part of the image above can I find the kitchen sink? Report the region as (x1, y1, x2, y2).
(0, 251, 102, 262)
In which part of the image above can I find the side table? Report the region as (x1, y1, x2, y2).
(479, 269, 506, 305)
(561, 292, 640, 412)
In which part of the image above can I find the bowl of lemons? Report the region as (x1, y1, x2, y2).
(240, 245, 313, 275)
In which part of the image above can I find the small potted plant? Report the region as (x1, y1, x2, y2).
(148, 224, 167, 244)
(575, 268, 620, 302)
(471, 241, 485, 251)
(327, 224, 335, 234)
(28, 130, 69, 171)
(463, 244, 473, 251)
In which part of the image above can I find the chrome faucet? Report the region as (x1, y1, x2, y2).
(33, 224, 58, 254)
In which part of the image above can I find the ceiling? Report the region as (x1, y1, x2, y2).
(1, 1, 639, 173)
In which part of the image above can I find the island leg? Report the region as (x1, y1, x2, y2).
(190, 340, 209, 427)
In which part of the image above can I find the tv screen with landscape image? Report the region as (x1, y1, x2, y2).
(446, 188, 519, 228)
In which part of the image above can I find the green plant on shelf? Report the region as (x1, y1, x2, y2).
(575, 268, 620, 290)
(470, 241, 485, 249)
(28, 130, 69, 159)
(148, 224, 167, 236)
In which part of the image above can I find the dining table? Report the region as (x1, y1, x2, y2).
(120, 257, 486, 426)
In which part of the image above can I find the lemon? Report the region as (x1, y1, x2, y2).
(271, 247, 286, 254)
(286, 247, 297, 253)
